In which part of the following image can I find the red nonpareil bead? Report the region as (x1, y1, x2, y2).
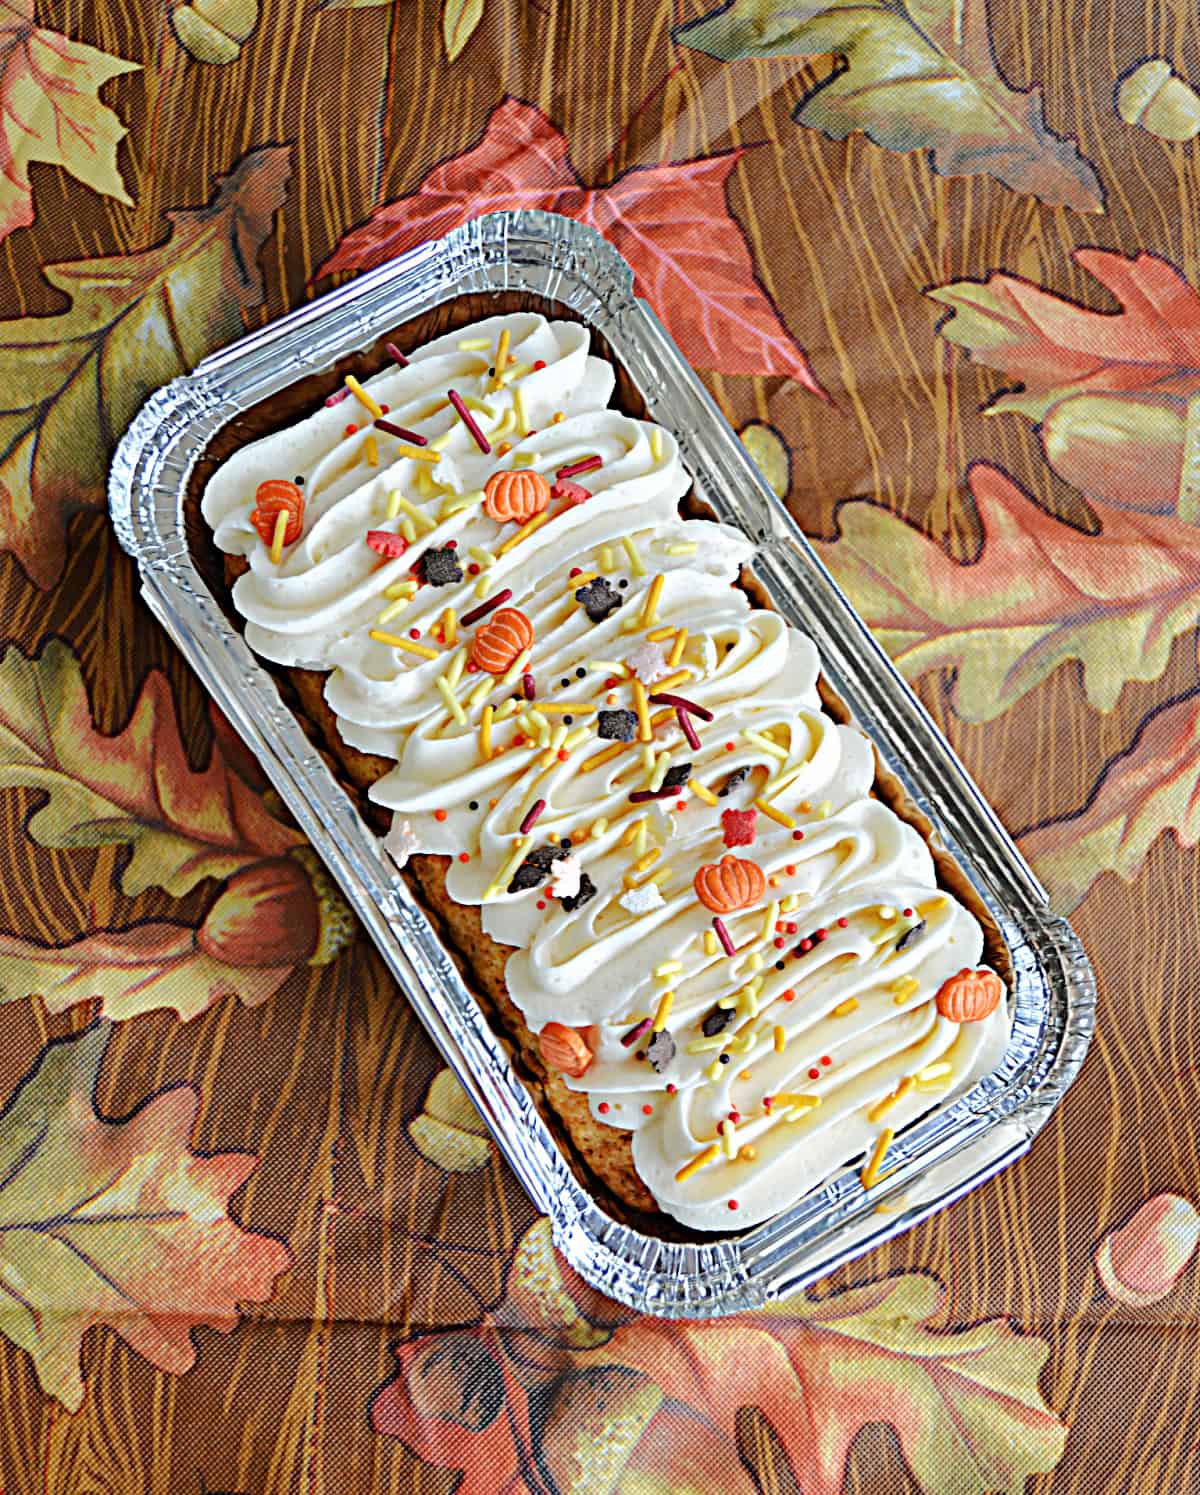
(458, 852, 470, 862)
(468, 563, 481, 575)
(598, 1102, 610, 1114)
(409, 628, 421, 640)
(729, 1110, 741, 1123)
(728, 1199, 739, 1211)
(808, 1068, 820, 1080)
(533, 359, 546, 370)
(642, 1104, 653, 1115)
(536, 900, 546, 910)
(783, 989, 795, 1001)
(820, 1055, 831, 1066)
(837, 916, 849, 927)
(569, 566, 582, 577)
(667, 1082, 677, 1094)
(434, 809, 448, 822)
(344, 424, 358, 436)
(725, 741, 735, 751)
(792, 830, 804, 841)
(773, 938, 784, 949)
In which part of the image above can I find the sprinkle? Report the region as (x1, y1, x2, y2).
(447, 388, 492, 453)
(621, 1018, 653, 1048)
(345, 374, 383, 419)
(582, 741, 628, 773)
(442, 647, 467, 689)
(375, 419, 427, 445)
(519, 798, 546, 834)
(653, 669, 692, 696)
(686, 778, 717, 807)
(640, 573, 665, 629)
(773, 1025, 786, 1054)
(703, 930, 718, 956)
(269, 509, 289, 564)
(653, 991, 675, 1032)
(557, 454, 603, 481)
(364, 435, 379, 466)
(868, 1078, 914, 1124)
(491, 328, 510, 390)
(513, 387, 529, 436)
(665, 542, 698, 557)
(457, 336, 491, 351)
(484, 835, 533, 901)
(369, 630, 439, 659)
(501, 647, 533, 687)
(459, 395, 495, 419)
(621, 535, 646, 577)
(772, 1093, 819, 1108)
(461, 588, 513, 627)
(397, 443, 441, 465)
(817, 799, 832, 818)
(675, 1143, 721, 1183)
(441, 608, 457, 646)
(649, 692, 713, 723)
(376, 595, 411, 625)
(496, 361, 530, 387)
(861, 1129, 894, 1189)
(760, 900, 780, 941)
(473, 704, 492, 761)
(386, 491, 404, 520)
(712, 917, 736, 956)
(891, 976, 920, 1005)
(437, 676, 467, 724)
(879, 906, 897, 922)
(720, 1119, 737, 1159)
(439, 494, 485, 523)
(324, 386, 351, 407)
(521, 672, 536, 701)
(668, 626, 691, 667)
(399, 518, 417, 543)
(628, 787, 679, 803)
(742, 729, 789, 762)
(831, 997, 859, 1017)
(754, 797, 797, 830)
(497, 511, 553, 555)
(917, 1061, 952, 1083)
(632, 680, 652, 742)
(385, 342, 409, 366)
(646, 626, 675, 643)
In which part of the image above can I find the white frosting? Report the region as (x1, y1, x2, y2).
(204, 313, 1011, 1230)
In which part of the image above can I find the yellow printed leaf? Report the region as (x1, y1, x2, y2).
(443, 0, 485, 60)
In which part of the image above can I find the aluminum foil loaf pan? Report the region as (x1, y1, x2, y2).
(109, 210, 1095, 1316)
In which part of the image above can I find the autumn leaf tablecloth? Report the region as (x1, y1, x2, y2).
(4, 1, 1200, 1491)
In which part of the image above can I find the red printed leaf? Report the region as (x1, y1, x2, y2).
(814, 463, 1200, 719)
(0, 639, 302, 897)
(1020, 690, 1200, 910)
(0, 1024, 291, 1410)
(320, 97, 824, 394)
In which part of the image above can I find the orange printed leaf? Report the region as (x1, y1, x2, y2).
(932, 249, 1200, 421)
(0, 639, 302, 897)
(0, 1023, 291, 1410)
(0, 2, 140, 243)
(319, 97, 824, 395)
(373, 1218, 1066, 1495)
(0, 146, 290, 587)
(1019, 690, 1200, 910)
(814, 463, 1200, 719)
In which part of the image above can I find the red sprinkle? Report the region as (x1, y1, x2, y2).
(447, 388, 491, 453)
(728, 1199, 739, 1211)
(642, 1104, 653, 1116)
(536, 900, 546, 910)
(903, 907, 914, 918)
(808, 1068, 820, 1080)
(468, 563, 481, 575)
(773, 938, 784, 949)
(460, 588, 513, 627)
(651, 692, 714, 723)
(677, 707, 701, 751)
(519, 799, 547, 834)
(815, 928, 827, 941)
(604, 677, 618, 690)
(467, 662, 479, 673)
(569, 566, 582, 577)
(375, 418, 427, 445)
(725, 742, 735, 752)
(409, 628, 421, 640)
(792, 830, 805, 841)
(783, 989, 796, 1002)
(785, 864, 796, 876)
(365, 529, 408, 558)
(558, 749, 569, 761)
(556, 454, 603, 481)
(799, 938, 813, 952)
(667, 1083, 677, 1094)
(380, 405, 390, 414)
(629, 787, 679, 803)
(763, 1096, 774, 1110)
(675, 799, 687, 811)
(713, 916, 736, 956)
(820, 1055, 831, 1066)
(434, 809, 448, 822)
(837, 916, 849, 928)
(344, 424, 359, 436)
(458, 852, 470, 862)
(325, 386, 351, 407)
(598, 1101, 610, 1114)
(621, 1018, 653, 1048)
(533, 359, 547, 370)
(522, 673, 536, 700)
(385, 342, 409, 367)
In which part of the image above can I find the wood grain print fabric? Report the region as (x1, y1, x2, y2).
(0, 0, 1196, 1489)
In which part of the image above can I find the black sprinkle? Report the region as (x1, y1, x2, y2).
(718, 1053, 731, 1064)
(294, 475, 305, 486)
(575, 577, 623, 623)
(598, 708, 638, 741)
(507, 843, 567, 894)
(487, 367, 495, 377)
(701, 1006, 737, 1037)
(896, 918, 927, 953)
(646, 1028, 676, 1073)
(661, 763, 692, 791)
(618, 578, 629, 589)
(718, 765, 750, 798)
(560, 678, 571, 689)
(635, 1050, 645, 1062)
(576, 666, 587, 679)
(564, 716, 574, 726)
(775, 960, 785, 971)
(468, 800, 479, 811)
(560, 872, 596, 912)
(422, 546, 463, 586)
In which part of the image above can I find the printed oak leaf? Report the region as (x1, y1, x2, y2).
(320, 0, 487, 61)
(813, 463, 1200, 720)
(0, 639, 302, 897)
(675, 0, 1102, 212)
(373, 1218, 1066, 1495)
(319, 96, 825, 396)
(1019, 690, 1200, 909)
(0, 1, 139, 244)
(0, 145, 290, 587)
(0, 1023, 290, 1410)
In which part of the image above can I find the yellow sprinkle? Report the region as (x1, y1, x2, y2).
(492, 328, 510, 390)
(527, 709, 550, 745)
(720, 1119, 737, 1160)
(388, 495, 433, 532)
(648, 752, 672, 792)
(588, 817, 608, 838)
(646, 625, 675, 643)
(563, 725, 592, 750)
(440, 608, 457, 647)
(444, 647, 466, 689)
(742, 729, 789, 762)
(738, 1144, 757, 1162)
(675, 1143, 721, 1183)
(428, 426, 456, 452)
(868, 1078, 914, 1124)
(688, 778, 718, 806)
(269, 509, 289, 564)
(654, 961, 683, 978)
(621, 535, 646, 577)
(754, 797, 797, 830)
(588, 659, 628, 676)
(498, 510, 552, 555)
(654, 669, 692, 695)
(539, 723, 568, 768)
(501, 647, 533, 688)
(780, 894, 801, 913)
(369, 630, 439, 660)
(665, 541, 697, 556)
(783, 1095, 822, 1121)
(632, 680, 652, 742)
(398, 443, 441, 465)
(345, 374, 383, 419)
(773, 1025, 786, 1054)
(386, 490, 403, 519)
(634, 819, 648, 859)
(376, 596, 411, 625)
(599, 545, 615, 571)
(437, 676, 467, 725)
(457, 336, 491, 351)
(566, 572, 599, 593)
(475, 574, 492, 598)
(497, 361, 531, 386)
(582, 741, 628, 773)
(705, 1057, 726, 1081)
(467, 678, 493, 711)
(648, 866, 673, 888)
(399, 518, 416, 543)
(640, 573, 665, 628)
(668, 628, 688, 667)
(641, 743, 656, 775)
(364, 434, 379, 466)
(917, 1061, 952, 1083)
(479, 704, 494, 759)
(650, 427, 663, 461)
(759, 900, 779, 941)
(440, 491, 485, 519)
(861, 1129, 894, 1189)
(818, 799, 832, 818)
(703, 930, 718, 956)
(461, 394, 495, 417)
(773, 1092, 821, 1108)
(632, 848, 661, 875)
(513, 387, 528, 436)
(495, 698, 520, 721)
(831, 997, 859, 1018)
(384, 579, 418, 599)
(466, 546, 494, 569)
(653, 991, 675, 1032)
(511, 451, 534, 468)
(891, 976, 920, 1005)
(879, 905, 897, 922)
(485, 835, 533, 901)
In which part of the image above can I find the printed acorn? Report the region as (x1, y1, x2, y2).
(1040, 394, 1189, 515)
(1094, 1193, 1200, 1306)
(197, 847, 354, 968)
(171, 0, 259, 64)
(1116, 59, 1200, 141)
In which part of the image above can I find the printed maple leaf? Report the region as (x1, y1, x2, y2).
(0, 1023, 291, 1410)
(0, 921, 294, 1021)
(373, 1218, 1066, 1495)
(320, 0, 487, 60)
(0, 144, 291, 587)
(0, 0, 140, 244)
(675, 0, 1102, 211)
(931, 248, 1200, 421)
(0, 639, 302, 897)
(812, 463, 1200, 721)
(319, 96, 825, 396)
(1019, 690, 1200, 910)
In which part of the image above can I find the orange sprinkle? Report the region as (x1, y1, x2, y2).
(434, 809, 448, 822)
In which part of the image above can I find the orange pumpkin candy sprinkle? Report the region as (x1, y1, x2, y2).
(470, 607, 534, 674)
(935, 967, 1004, 1023)
(251, 479, 304, 548)
(694, 855, 766, 914)
(484, 468, 551, 525)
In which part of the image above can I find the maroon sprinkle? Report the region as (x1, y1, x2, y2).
(376, 418, 427, 445)
(324, 387, 351, 407)
(448, 388, 491, 454)
(649, 691, 714, 723)
(621, 1018, 653, 1048)
(676, 707, 701, 751)
(556, 455, 603, 481)
(461, 588, 513, 627)
(519, 798, 546, 834)
(385, 342, 409, 367)
(628, 788, 678, 803)
(522, 672, 536, 700)
(713, 917, 736, 956)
